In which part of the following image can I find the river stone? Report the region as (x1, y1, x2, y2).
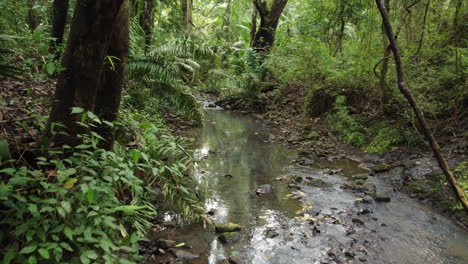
(256, 184, 272, 194)
(372, 192, 391, 202)
(228, 255, 244, 264)
(374, 162, 391, 173)
(162, 221, 176, 228)
(353, 175, 368, 180)
(156, 238, 176, 249)
(174, 249, 200, 260)
(215, 223, 242, 233)
(355, 179, 366, 185)
(218, 232, 242, 244)
(265, 229, 280, 238)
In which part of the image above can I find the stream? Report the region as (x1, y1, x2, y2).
(149, 109, 468, 264)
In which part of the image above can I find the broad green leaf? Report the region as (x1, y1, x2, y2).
(71, 107, 84, 114)
(63, 178, 77, 189)
(19, 245, 37, 254)
(38, 248, 49, 259)
(86, 189, 94, 203)
(60, 242, 73, 252)
(27, 256, 37, 264)
(63, 227, 73, 241)
(45, 62, 56, 75)
(61, 201, 72, 213)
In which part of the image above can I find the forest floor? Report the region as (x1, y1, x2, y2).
(210, 85, 468, 229)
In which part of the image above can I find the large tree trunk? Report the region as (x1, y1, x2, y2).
(94, 1, 129, 150)
(140, 0, 154, 54)
(375, 0, 468, 212)
(49, 0, 70, 57)
(181, 0, 193, 30)
(251, 0, 288, 53)
(45, 0, 126, 147)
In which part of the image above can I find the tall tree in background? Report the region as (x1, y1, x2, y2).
(250, 0, 258, 47)
(181, 0, 193, 30)
(375, 0, 468, 211)
(46, 0, 128, 148)
(251, 0, 288, 53)
(49, 0, 70, 57)
(140, 0, 155, 54)
(379, 0, 392, 113)
(27, 0, 40, 32)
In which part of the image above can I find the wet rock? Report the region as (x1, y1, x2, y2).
(207, 209, 217, 215)
(345, 251, 356, 258)
(228, 255, 244, 264)
(358, 209, 371, 215)
(224, 174, 233, 178)
(372, 192, 391, 202)
(352, 218, 365, 225)
(207, 103, 216, 108)
(219, 232, 242, 244)
(256, 184, 272, 194)
(287, 183, 301, 190)
(355, 179, 366, 185)
(215, 223, 242, 233)
(374, 162, 391, 173)
(353, 175, 368, 180)
(156, 239, 176, 249)
(265, 229, 280, 238)
(162, 221, 176, 228)
(173, 249, 199, 260)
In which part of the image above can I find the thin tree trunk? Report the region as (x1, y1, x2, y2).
(140, 0, 154, 54)
(379, 0, 391, 112)
(415, 0, 430, 55)
(181, 0, 193, 30)
(49, 0, 70, 57)
(250, 1, 258, 47)
(375, 0, 468, 212)
(95, 1, 129, 150)
(27, 0, 40, 32)
(45, 0, 125, 147)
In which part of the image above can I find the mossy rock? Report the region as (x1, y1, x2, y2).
(218, 232, 242, 244)
(372, 191, 391, 202)
(215, 223, 242, 233)
(374, 162, 391, 173)
(307, 131, 321, 140)
(353, 175, 368, 181)
(355, 179, 366, 185)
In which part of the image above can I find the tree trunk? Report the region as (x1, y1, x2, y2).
(181, 0, 193, 30)
(375, 0, 468, 212)
(251, 0, 288, 54)
(45, 0, 126, 147)
(379, 0, 391, 112)
(250, 1, 258, 47)
(49, 0, 70, 57)
(27, 0, 40, 32)
(140, 0, 154, 54)
(94, 0, 129, 150)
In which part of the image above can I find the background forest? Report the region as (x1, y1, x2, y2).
(0, 0, 466, 263)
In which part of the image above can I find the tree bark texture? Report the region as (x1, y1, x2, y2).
(46, 0, 126, 147)
(27, 0, 40, 32)
(181, 0, 193, 30)
(375, 0, 468, 212)
(252, 0, 288, 53)
(49, 0, 70, 57)
(379, 0, 391, 112)
(140, 0, 154, 54)
(250, 1, 258, 47)
(94, 0, 129, 150)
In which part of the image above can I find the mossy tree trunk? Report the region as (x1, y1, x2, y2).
(251, 0, 288, 54)
(46, 0, 127, 148)
(181, 0, 193, 30)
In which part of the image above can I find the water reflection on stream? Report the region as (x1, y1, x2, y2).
(151, 109, 468, 264)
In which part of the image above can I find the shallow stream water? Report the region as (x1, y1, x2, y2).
(150, 109, 468, 264)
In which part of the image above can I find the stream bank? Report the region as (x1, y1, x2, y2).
(144, 106, 468, 264)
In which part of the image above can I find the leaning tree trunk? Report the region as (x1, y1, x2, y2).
(140, 0, 154, 54)
(375, 0, 468, 212)
(49, 0, 70, 57)
(94, 1, 129, 150)
(45, 0, 126, 147)
(251, 0, 288, 54)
